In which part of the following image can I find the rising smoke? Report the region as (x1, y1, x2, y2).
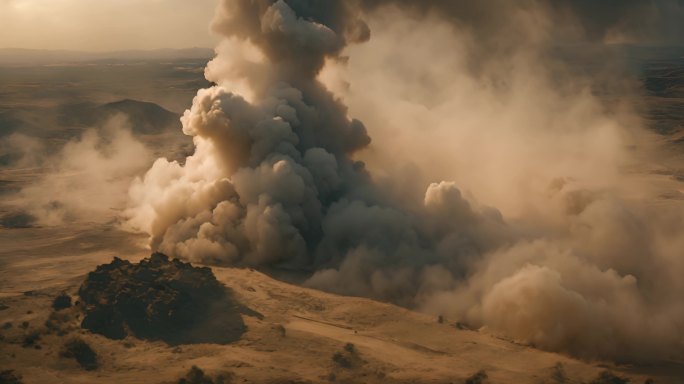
(10, 115, 152, 226)
(125, 0, 684, 361)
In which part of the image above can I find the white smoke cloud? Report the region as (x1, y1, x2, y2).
(124, 0, 684, 362)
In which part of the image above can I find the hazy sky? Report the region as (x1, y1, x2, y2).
(0, 0, 219, 51)
(3, 0, 684, 52)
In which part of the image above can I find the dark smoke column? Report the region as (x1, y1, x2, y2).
(128, 0, 426, 274)
(126, 0, 495, 305)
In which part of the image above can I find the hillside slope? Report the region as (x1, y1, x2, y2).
(0, 247, 680, 383)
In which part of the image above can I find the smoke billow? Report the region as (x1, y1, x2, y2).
(125, 0, 684, 361)
(9, 115, 152, 226)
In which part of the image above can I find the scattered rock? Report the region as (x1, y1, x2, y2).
(272, 324, 286, 337)
(78, 253, 247, 345)
(52, 293, 72, 311)
(454, 321, 474, 331)
(60, 337, 98, 371)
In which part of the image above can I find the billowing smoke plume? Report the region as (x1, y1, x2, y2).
(125, 0, 684, 361)
(9, 115, 152, 226)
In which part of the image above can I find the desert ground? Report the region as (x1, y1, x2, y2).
(2, 246, 683, 384)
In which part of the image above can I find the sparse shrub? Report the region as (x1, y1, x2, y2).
(0, 370, 23, 384)
(214, 373, 233, 383)
(332, 352, 352, 369)
(177, 366, 233, 384)
(331, 342, 364, 370)
(178, 366, 213, 384)
(2, 322, 11, 330)
(343, 343, 355, 354)
(643, 379, 655, 384)
(52, 293, 72, 311)
(45, 310, 74, 335)
(438, 315, 444, 324)
(19, 322, 28, 330)
(590, 370, 629, 384)
(60, 337, 98, 371)
(552, 362, 567, 383)
(465, 370, 488, 384)
(21, 331, 40, 348)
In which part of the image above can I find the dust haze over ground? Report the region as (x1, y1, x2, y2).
(0, 52, 210, 293)
(121, 0, 684, 363)
(0, 52, 210, 227)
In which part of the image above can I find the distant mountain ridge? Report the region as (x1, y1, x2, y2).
(0, 47, 214, 65)
(0, 99, 181, 139)
(99, 99, 180, 135)
(0, 98, 188, 167)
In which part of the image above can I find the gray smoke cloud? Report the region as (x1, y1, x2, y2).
(125, 0, 684, 362)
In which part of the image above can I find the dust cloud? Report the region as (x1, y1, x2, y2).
(124, 0, 684, 361)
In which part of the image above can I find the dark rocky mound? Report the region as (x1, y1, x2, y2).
(78, 253, 247, 345)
